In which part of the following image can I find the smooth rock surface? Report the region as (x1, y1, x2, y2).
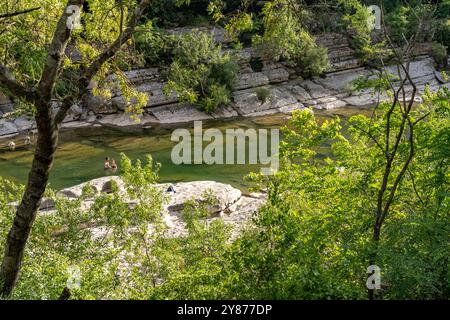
(58, 176, 125, 198)
(56, 177, 265, 240)
(13, 116, 34, 132)
(163, 181, 242, 214)
(0, 119, 18, 136)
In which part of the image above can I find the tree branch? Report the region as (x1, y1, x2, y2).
(0, 64, 35, 102)
(0, 7, 41, 19)
(407, 167, 425, 206)
(83, 0, 150, 82)
(38, 0, 84, 102)
(55, 0, 151, 125)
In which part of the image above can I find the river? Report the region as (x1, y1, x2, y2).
(0, 107, 371, 191)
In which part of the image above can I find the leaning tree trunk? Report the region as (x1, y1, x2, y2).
(0, 105, 58, 297)
(0, 0, 150, 297)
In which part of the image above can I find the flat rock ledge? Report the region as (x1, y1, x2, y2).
(49, 177, 266, 239)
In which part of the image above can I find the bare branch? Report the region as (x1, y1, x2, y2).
(408, 167, 425, 206)
(0, 7, 41, 19)
(381, 116, 415, 223)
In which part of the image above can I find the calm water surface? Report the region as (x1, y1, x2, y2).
(0, 108, 371, 191)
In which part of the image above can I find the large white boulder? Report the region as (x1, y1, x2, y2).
(163, 181, 242, 215)
(57, 176, 125, 198)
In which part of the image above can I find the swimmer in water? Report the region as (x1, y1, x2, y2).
(104, 157, 111, 169)
(111, 159, 118, 170)
(7, 141, 16, 151)
(24, 136, 31, 145)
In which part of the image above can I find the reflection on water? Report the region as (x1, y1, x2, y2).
(0, 107, 372, 191)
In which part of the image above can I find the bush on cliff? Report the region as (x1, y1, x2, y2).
(436, 19, 450, 51)
(252, 0, 330, 78)
(163, 31, 239, 113)
(385, 4, 437, 44)
(432, 42, 449, 69)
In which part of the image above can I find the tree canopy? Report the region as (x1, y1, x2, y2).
(0, 0, 449, 300)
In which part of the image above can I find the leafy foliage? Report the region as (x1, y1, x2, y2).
(338, 0, 389, 63)
(436, 18, 450, 50)
(163, 31, 239, 113)
(385, 4, 438, 44)
(239, 86, 449, 299)
(0, 0, 148, 119)
(1, 0, 449, 301)
(252, 0, 330, 78)
(432, 42, 449, 69)
(255, 87, 271, 104)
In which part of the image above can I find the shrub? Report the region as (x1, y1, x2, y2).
(436, 19, 450, 50)
(386, 6, 412, 42)
(164, 31, 239, 113)
(436, 0, 450, 19)
(249, 57, 264, 72)
(255, 87, 271, 103)
(253, 0, 330, 78)
(339, 0, 390, 64)
(432, 42, 448, 69)
(386, 4, 438, 44)
(199, 84, 231, 113)
(134, 22, 171, 67)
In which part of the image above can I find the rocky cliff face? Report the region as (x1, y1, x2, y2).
(1, 30, 449, 138)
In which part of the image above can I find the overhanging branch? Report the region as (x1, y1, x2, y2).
(0, 7, 41, 19)
(83, 0, 150, 82)
(55, 0, 151, 125)
(0, 64, 35, 102)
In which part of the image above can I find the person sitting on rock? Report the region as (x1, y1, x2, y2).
(104, 157, 111, 170)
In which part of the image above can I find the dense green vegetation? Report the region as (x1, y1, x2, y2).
(2, 0, 449, 114)
(0, 0, 449, 300)
(163, 32, 239, 112)
(243, 90, 449, 299)
(1, 83, 448, 299)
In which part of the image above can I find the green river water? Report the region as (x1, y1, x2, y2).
(0, 107, 370, 191)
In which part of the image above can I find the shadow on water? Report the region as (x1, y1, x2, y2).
(0, 107, 372, 191)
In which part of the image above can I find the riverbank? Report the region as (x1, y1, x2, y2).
(1, 30, 449, 139)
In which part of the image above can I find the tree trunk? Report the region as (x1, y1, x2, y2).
(0, 104, 58, 297)
(0, 0, 150, 297)
(368, 221, 381, 300)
